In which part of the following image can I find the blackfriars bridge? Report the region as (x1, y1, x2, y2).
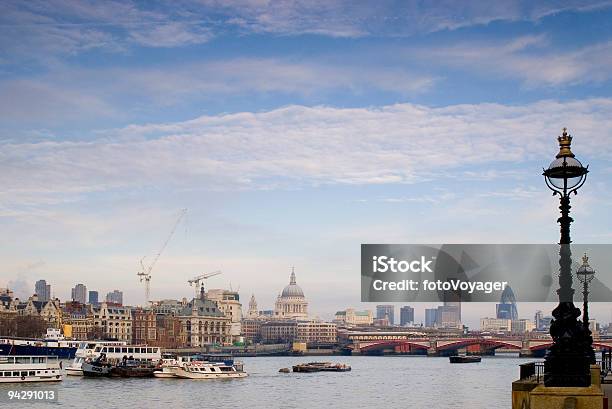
(342, 331, 612, 357)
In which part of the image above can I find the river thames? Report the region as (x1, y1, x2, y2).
(4, 355, 537, 408)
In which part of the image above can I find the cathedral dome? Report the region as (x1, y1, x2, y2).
(280, 269, 304, 298)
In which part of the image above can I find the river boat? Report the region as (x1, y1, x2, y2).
(0, 356, 63, 383)
(66, 342, 158, 376)
(0, 329, 80, 359)
(449, 355, 482, 363)
(173, 360, 247, 379)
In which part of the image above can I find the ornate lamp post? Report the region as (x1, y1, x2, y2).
(542, 128, 593, 387)
(576, 253, 596, 364)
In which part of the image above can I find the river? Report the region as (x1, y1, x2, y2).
(3, 354, 537, 408)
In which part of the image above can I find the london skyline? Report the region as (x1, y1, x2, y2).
(2, 1, 612, 328)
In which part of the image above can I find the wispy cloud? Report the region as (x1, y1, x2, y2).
(417, 35, 612, 86)
(2, 98, 611, 210)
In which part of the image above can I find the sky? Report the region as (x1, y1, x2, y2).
(1, 0, 612, 328)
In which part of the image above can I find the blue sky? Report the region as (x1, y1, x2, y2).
(2, 0, 612, 327)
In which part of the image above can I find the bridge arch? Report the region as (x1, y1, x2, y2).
(359, 340, 430, 353)
(437, 339, 522, 351)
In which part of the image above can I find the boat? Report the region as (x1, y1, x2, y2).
(0, 355, 63, 383)
(111, 358, 156, 378)
(173, 360, 247, 379)
(292, 362, 351, 373)
(81, 353, 113, 377)
(279, 367, 290, 373)
(449, 355, 482, 363)
(0, 329, 80, 359)
(153, 354, 184, 378)
(66, 341, 158, 376)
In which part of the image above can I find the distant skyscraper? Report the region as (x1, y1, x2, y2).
(425, 308, 438, 327)
(35, 279, 51, 302)
(400, 306, 414, 326)
(496, 286, 518, 320)
(106, 290, 123, 305)
(71, 283, 87, 303)
(376, 305, 394, 325)
(88, 290, 99, 305)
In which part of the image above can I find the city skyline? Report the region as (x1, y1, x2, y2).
(2, 1, 612, 329)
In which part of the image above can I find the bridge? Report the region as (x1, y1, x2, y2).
(343, 331, 612, 357)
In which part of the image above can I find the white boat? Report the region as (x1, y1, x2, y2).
(153, 356, 182, 378)
(65, 341, 127, 376)
(173, 361, 247, 379)
(0, 356, 62, 383)
(66, 341, 160, 376)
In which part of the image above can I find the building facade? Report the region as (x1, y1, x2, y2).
(178, 295, 232, 347)
(106, 290, 123, 305)
(92, 302, 132, 342)
(480, 317, 512, 332)
(260, 320, 297, 343)
(334, 308, 374, 326)
(62, 302, 94, 340)
(296, 320, 337, 344)
(88, 291, 99, 306)
(206, 289, 242, 337)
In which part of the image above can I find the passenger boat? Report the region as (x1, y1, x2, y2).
(292, 362, 351, 373)
(66, 342, 159, 376)
(173, 360, 247, 379)
(449, 355, 481, 363)
(0, 356, 63, 383)
(0, 329, 80, 359)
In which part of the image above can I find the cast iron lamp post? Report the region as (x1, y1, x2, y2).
(576, 253, 596, 364)
(542, 128, 593, 387)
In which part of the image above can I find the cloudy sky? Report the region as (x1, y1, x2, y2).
(2, 0, 612, 327)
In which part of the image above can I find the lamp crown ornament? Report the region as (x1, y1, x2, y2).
(581, 253, 589, 266)
(556, 127, 575, 158)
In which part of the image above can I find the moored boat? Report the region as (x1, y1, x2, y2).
(173, 360, 247, 379)
(82, 353, 113, 377)
(449, 355, 481, 363)
(0, 355, 63, 383)
(111, 359, 156, 378)
(66, 342, 158, 376)
(292, 362, 351, 373)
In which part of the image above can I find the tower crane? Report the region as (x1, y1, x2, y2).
(188, 271, 222, 299)
(137, 208, 187, 304)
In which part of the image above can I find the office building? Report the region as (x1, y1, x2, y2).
(400, 306, 414, 326)
(376, 305, 394, 325)
(71, 283, 87, 303)
(106, 290, 123, 305)
(425, 308, 438, 328)
(88, 291, 99, 306)
(35, 279, 51, 302)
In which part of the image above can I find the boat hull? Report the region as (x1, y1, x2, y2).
(81, 363, 112, 377)
(449, 356, 482, 363)
(65, 367, 83, 376)
(173, 368, 247, 379)
(0, 343, 76, 359)
(0, 375, 62, 383)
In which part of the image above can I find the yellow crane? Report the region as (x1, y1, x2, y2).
(137, 208, 187, 304)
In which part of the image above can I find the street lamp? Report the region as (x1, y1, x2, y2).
(576, 253, 596, 364)
(543, 128, 593, 387)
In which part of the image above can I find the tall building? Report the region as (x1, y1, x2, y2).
(400, 306, 414, 326)
(425, 308, 438, 327)
(496, 286, 518, 320)
(376, 305, 394, 325)
(88, 291, 99, 306)
(35, 279, 51, 302)
(481, 317, 512, 332)
(437, 303, 461, 328)
(274, 268, 308, 320)
(71, 283, 87, 303)
(106, 290, 123, 305)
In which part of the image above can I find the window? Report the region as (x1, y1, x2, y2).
(3, 372, 10, 376)
(128, 348, 133, 353)
(12, 371, 19, 376)
(29, 371, 35, 376)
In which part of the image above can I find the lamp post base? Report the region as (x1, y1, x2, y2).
(544, 301, 592, 387)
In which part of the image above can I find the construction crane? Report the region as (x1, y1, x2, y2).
(137, 208, 187, 304)
(188, 271, 222, 299)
